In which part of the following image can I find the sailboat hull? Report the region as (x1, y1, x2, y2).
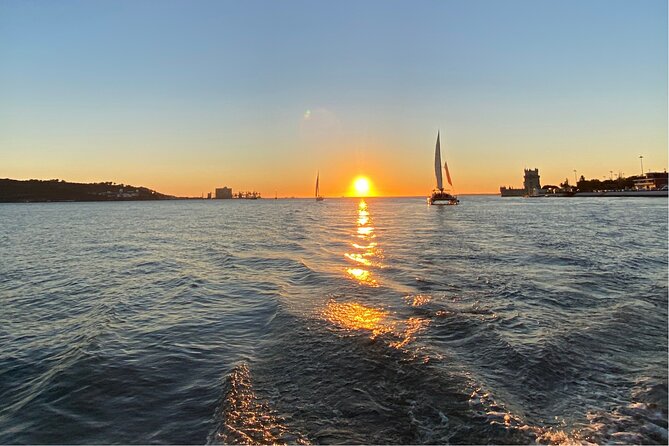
(428, 190, 459, 205)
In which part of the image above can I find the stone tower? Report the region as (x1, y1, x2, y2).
(523, 169, 541, 194)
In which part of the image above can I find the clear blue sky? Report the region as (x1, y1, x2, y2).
(1, 0, 666, 195)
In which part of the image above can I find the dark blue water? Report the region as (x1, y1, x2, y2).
(1, 196, 667, 444)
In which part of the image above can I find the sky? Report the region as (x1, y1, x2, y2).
(1, 0, 667, 197)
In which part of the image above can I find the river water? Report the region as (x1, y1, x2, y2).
(0, 196, 667, 444)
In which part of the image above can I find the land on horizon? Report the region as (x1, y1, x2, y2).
(0, 178, 174, 203)
(2, 174, 666, 203)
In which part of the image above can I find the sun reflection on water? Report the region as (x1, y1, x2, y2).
(345, 267, 377, 286)
(331, 200, 431, 351)
(357, 226, 374, 236)
(389, 317, 430, 349)
(323, 300, 430, 350)
(344, 199, 381, 286)
(344, 253, 372, 266)
(322, 301, 391, 337)
(352, 242, 377, 250)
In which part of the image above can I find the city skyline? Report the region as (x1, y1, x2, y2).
(1, 0, 667, 197)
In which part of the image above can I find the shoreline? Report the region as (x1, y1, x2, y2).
(2, 192, 668, 204)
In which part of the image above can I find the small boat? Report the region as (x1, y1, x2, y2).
(428, 131, 459, 205)
(315, 171, 324, 201)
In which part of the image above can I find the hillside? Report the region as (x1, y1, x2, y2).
(0, 179, 175, 202)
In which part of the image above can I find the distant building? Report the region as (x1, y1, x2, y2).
(523, 168, 541, 194)
(235, 190, 261, 199)
(500, 168, 542, 197)
(207, 192, 212, 199)
(499, 186, 524, 197)
(215, 187, 233, 199)
(633, 171, 668, 190)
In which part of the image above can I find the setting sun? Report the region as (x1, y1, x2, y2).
(352, 177, 372, 197)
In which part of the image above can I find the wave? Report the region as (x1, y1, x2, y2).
(208, 364, 309, 445)
(1, 197, 666, 444)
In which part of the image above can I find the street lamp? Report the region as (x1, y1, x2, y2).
(639, 155, 644, 176)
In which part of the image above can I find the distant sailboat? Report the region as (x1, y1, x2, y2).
(315, 172, 324, 201)
(428, 131, 459, 205)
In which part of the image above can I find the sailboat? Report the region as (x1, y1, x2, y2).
(428, 131, 459, 205)
(315, 171, 324, 201)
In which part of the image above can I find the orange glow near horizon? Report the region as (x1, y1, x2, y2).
(14, 149, 665, 198)
(5, 118, 667, 198)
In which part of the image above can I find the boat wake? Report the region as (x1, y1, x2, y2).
(208, 363, 309, 445)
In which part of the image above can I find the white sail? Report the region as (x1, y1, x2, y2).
(315, 172, 320, 197)
(434, 132, 443, 190)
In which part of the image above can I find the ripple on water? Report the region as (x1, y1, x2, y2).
(0, 197, 666, 444)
